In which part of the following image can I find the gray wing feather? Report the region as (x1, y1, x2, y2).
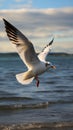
(3, 19, 40, 69)
(38, 38, 54, 61)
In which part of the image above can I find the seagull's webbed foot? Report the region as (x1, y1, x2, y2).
(35, 76, 40, 87)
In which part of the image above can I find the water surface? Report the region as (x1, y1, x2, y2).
(0, 53, 73, 125)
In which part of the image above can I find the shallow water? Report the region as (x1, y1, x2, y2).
(0, 53, 73, 125)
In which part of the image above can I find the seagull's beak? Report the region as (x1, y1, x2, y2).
(51, 65, 56, 69)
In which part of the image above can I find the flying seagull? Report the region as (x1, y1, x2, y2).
(3, 19, 56, 87)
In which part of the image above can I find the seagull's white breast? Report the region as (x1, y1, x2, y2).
(33, 62, 46, 76)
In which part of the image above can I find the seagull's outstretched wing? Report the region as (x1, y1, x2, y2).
(38, 38, 54, 61)
(3, 19, 40, 69)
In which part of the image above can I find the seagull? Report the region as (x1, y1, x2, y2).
(3, 19, 56, 87)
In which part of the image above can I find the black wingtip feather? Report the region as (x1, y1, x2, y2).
(3, 18, 5, 22)
(3, 18, 9, 25)
(49, 37, 54, 46)
(3, 18, 6, 22)
(3, 18, 17, 31)
(3, 18, 29, 43)
(3, 18, 9, 24)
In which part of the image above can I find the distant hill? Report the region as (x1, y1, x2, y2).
(0, 52, 73, 57)
(48, 52, 73, 56)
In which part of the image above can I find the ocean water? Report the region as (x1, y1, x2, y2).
(0, 53, 73, 126)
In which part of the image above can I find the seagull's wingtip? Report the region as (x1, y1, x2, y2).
(3, 19, 9, 25)
(3, 18, 5, 21)
(49, 37, 54, 46)
(3, 18, 6, 24)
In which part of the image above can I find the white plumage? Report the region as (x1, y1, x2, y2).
(3, 19, 55, 87)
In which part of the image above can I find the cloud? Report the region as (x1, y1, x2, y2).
(10, 0, 32, 9)
(0, 7, 73, 53)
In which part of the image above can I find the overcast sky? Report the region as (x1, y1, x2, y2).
(0, 0, 73, 53)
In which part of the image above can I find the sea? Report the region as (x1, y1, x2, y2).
(0, 53, 73, 129)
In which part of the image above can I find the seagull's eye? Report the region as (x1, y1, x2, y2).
(45, 63, 50, 67)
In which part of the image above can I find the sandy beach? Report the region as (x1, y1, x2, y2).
(0, 122, 73, 130)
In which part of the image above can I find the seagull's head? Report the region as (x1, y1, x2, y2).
(45, 62, 56, 69)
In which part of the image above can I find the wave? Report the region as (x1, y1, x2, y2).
(0, 96, 33, 101)
(35, 89, 73, 93)
(0, 100, 73, 110)
(0, 102, 49, 110)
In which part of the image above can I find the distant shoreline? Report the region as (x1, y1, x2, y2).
(0, 52, 73, 57)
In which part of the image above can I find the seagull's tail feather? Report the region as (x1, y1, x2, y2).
(16, 71, 34, 85)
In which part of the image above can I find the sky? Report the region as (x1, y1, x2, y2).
(0, 0, 73, 53)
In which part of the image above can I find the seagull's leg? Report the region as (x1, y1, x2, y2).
(35, 76, 40, 87)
